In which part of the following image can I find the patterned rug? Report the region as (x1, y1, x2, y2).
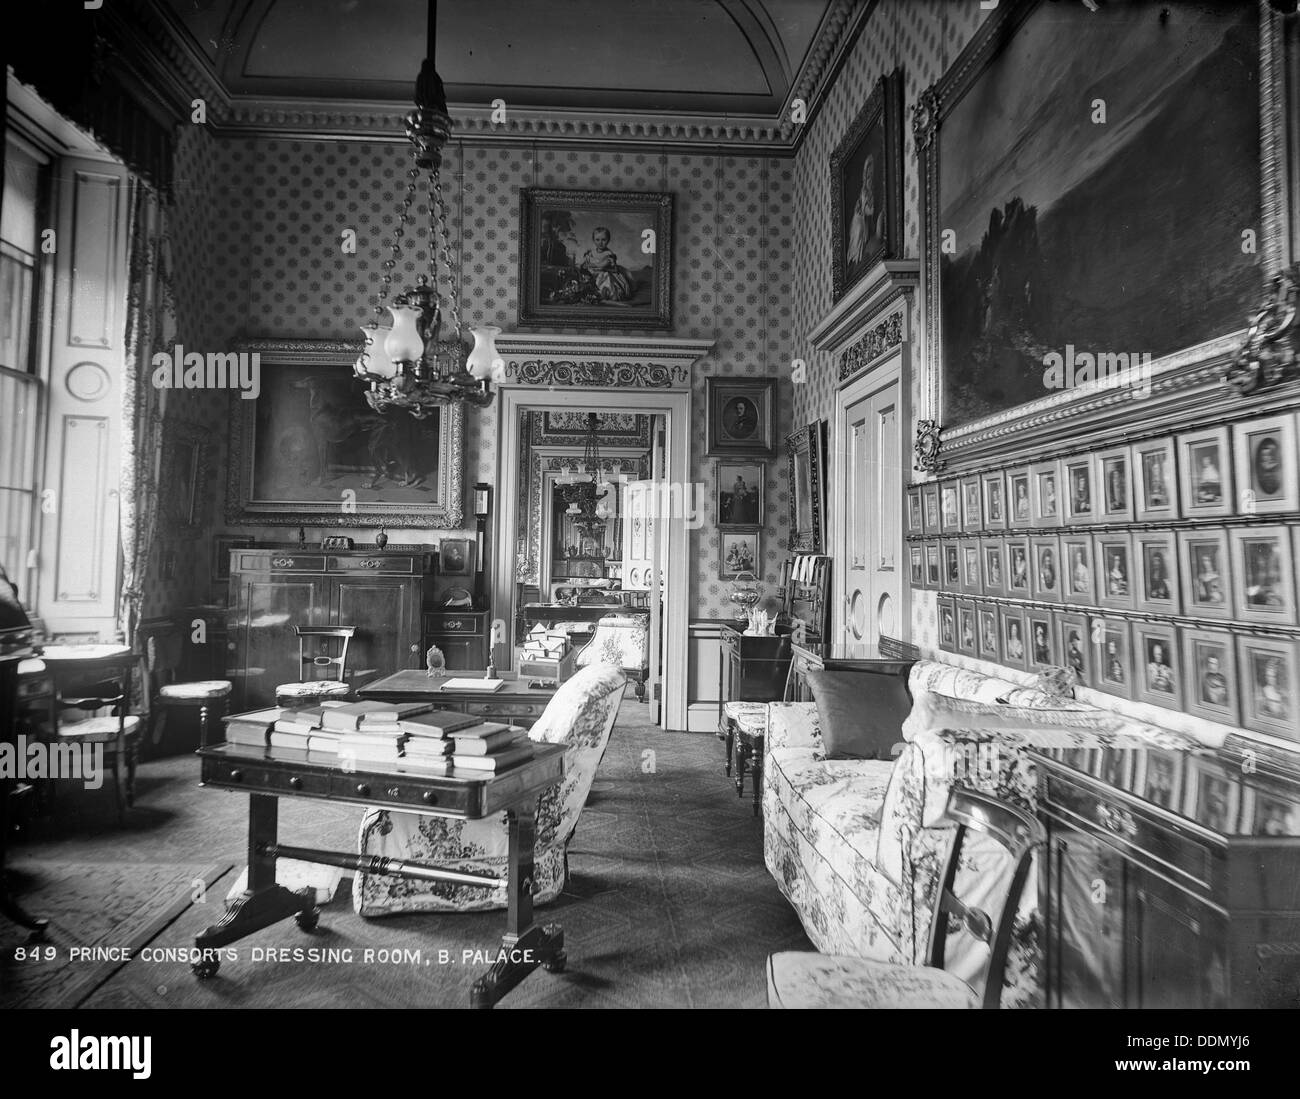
(12, 707, 811, 1009)
(0, 860, 232, 1008)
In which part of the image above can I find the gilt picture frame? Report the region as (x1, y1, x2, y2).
(705, 377, 778, 458)
(788, 421, 827, 554)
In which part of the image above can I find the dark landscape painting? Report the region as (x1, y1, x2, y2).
(938, 1, 1259, 427)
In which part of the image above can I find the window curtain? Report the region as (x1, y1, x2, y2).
(119, 181, 175, 645)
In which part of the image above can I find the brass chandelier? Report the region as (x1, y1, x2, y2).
(352, 0, 502, 413)
(558, 413, 615, 540)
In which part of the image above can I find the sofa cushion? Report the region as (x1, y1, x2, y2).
(767, 951, 980, 1009)
(766, 702, 822, 752)
(806, 669, 911, 760)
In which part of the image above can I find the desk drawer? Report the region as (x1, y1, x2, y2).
(425, 612, 484, 634)
(207, 760, 333, 798)
(465, 700, 548, 721)
(330, 774, 469, 815)
(329, 555, 419, 574)
(240, 553, 326, 573)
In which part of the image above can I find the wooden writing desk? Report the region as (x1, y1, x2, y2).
(359, 670, 558, 729)
(196, 738, 566, 1008)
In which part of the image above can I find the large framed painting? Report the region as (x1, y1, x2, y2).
(518, 188, 674, 330)
(830, 69, 903, 303)
(226, 339, 465, 528)
(787, 421, 827, 554)
(916, 0, 1265, 450)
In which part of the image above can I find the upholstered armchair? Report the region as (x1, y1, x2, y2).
(573, 612, 650, 700)
(353, 664, 626, 916)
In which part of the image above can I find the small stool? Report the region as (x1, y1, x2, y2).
(718, 701, 769, 816)
(158, 680, 232, 749)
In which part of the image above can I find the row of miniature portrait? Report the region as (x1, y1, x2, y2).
(1035, 745, 1299, 838)
(935, 596, 1298, 743)
(910, 526, 1300, 626)
(908, 414, 1298, 535)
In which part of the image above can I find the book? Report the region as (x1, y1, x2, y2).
(270, 730, 312, 750)
(398, 710, 482, 737)
(451, 742, 535, 773)
(307, 734, 341, 754)
(394, 756, 451, 775)
(437, 677, 507, 693)
(448, 720, 512, 740)
(273, 716, 320, 733)
(402, 737, 453, 755)
(359, 702, 433, 725)
(449, 727, 520, 755)
(321, 700, 402, 731)
(224, 724, 271, 747)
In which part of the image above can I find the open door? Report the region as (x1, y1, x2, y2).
(622, 417, 667, 722)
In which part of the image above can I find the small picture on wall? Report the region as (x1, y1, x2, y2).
(908, 487, 923, 534)
(1237, 636, 1299, 742)
(1064, 457, 1094, 524)
(440, 538, 472, 576)
(1031, 536, 1061, 601)
(1095, 533, 1134, 611)
(1062, 535, 1094, 606)
(719, 531, 761, 579)
(981, 538, 1005, 596)
(1230, 525, 1298, 625)
(1027, 613, 1054, 669)
(961, 476, 982, 532)
(978, 607, 1000, 662)
(1185, 761, 1240, 833)
(1134, 623, 1180, 709)
(1134, 437, 1178, 521)
(1031, 460, 1061, 526)
(943, 541, 961, 590)
(909, 545, 925, 587)
(1005, 536, 1030, 595)
(1141, 751, 1184, 812)
(956, 599, 977, 655)
(960, 539, 982, 595)
(1179, 426, 1232, 518)
(1092, 616, 1132, 700)
(923, 483, 942, 534)
(1183, 628, 1238, 725)
(1007, 468, 1032, 528)
(925, 543, 941, 587)
(1000, 605, 1027, 670)
(938, 594, 958, 653)
(1057, 612, 1090, 688)
(1178, 529, 1232, 620)
(982, 471, 1007, 530)
(1252, 792, 1300, 836)
(716, 461, 765, 527)
(1233, 414, 1298, 515)
(212, 535, 254, 583)
(705, 377, 778, 458)
(940, 482, 962, 532)
(1135, 531, 1180, 615)
(1097, 446, 1134, 523)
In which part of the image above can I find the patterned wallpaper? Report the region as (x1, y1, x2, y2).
(790, 0, 988, 653)
(172, 137, 795, 619)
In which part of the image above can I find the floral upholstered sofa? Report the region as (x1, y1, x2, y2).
(763, 659, 1204, 1006)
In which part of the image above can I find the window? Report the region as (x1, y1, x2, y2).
(0, 138, 46, 603)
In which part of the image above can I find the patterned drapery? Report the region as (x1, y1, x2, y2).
(119, 182, 175, 645)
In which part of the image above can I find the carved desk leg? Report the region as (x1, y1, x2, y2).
(192, 793, 316, 978)
(469, 804, 564, 1009)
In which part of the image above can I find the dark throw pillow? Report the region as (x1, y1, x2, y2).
(807, 668, 913, 760)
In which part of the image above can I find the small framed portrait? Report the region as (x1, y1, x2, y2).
(1238, 635, 1300, 742)
(1250, 791, 1300, 836)
(1178, 529, 1232, 620)
(1230, 526, 1298, 625)
(981, 537, 1005, 596)
(907, 487, 923, 534)
(955, 599, 978, 656)
(1092, 615, 1132, 700)
(1134, 437, 1179, 522)
(1000, 605, 1027, 670)
(1061, 535, 1095, 606)
(978, 606, 1001, 662)
(1057, 611, 1091, 689)
(1094, 532, 1135, 611)
(1063, 456, 1095, 525)
(1096, 446, 1134, 523)
(707, 378, 779, 458)
(1178, 426, 1233, 519)
(1005, 536, 1031, 596)
(1134, 531, 1180, 615)
(959, 538, 982, 595)
(1134, 622, 1181, 710)
(719, 530, 761, 579)
(1031, 535, 1062, 602)
(981, 471, 1007, 530)
(1233, 414, 1298, 515)
(212, 534, 255, 583)
(1182, 628, 1239, 725)
(1138, 750, 1184, 812)
(940, 481, 962, 533)
(1031, 460, 1062, 526)
(938, 594, 958, 654)
(960, 476, 983, 533)
(1185, 760, 1241, 834)
(1007, 467, 1032, 529)
(1027, 611, 1055, 669)
(925, 543, 941, 587)
(942, 540, 961, 590)
(439, 537, 472, 576)
(922, 483, 941, 534)
(715, 461, 765, 527)
(909, 544, 925, 587)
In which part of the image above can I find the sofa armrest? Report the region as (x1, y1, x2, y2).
(766, 702, 822, 752)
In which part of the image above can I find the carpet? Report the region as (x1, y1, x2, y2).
(0, 860, 232, 1008)
(15, 712, 811, 1009)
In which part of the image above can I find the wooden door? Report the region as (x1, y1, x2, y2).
(837, 377, 902, 644)
(229, 574, 329, 709)
(332, 576, 421, 691)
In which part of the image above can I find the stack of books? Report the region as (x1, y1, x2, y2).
(322, 700, 435, 767)
(222, 708, 281, 748)
(395, 710, 476, 774)
(448, 721, 535, 774)
(269, 700, 349, 750)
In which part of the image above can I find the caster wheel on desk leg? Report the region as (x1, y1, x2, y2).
(192, 956, 220, 980)
(295, 907, 320, 932)
(27, 919, 49, 943)
(542, 950, 567, 973)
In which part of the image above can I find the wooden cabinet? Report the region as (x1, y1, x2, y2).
(720, 626, 791, 705)
(784, 640, 917, 702)
(424, 610, 489, 671)
(227, 549, 431, 710)
(1035, 738, 1300, 1008)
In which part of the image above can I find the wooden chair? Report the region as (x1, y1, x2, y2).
(766, 788, 1043, 1008)
(275, 626, 356, 706)
(137, 618, 232, 751)
(50, 650, 141, 823)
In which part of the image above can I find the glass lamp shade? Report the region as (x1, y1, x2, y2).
(385, 305, 425, 365)
(466, 325, 502, 381)
(356, 325, 397, 379)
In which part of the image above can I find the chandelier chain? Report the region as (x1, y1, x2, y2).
(432, 175, 463, 344)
